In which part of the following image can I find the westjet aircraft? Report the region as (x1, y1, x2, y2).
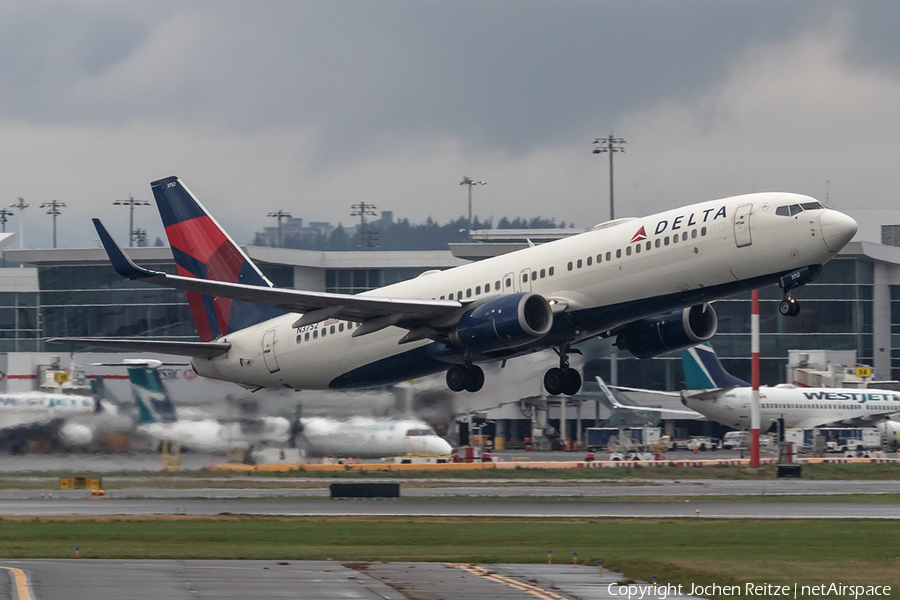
(679, 344, 900, 430)
(56, 177, 857, 396)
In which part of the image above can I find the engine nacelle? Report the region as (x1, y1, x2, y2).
(616, 304, 718, 359)
(450, 292, 553, 353)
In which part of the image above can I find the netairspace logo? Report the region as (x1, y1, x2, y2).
(607, 582, 892, 599)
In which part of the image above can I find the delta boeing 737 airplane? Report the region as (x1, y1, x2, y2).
(55, 176, 857, 397)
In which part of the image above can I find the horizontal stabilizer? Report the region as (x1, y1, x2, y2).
(48, 338, 230, 359)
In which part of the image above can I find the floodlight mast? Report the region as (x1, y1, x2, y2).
(459, 176, 486, 240)
(113, 196, 151, 247)
(40, 200, 66, 248)
(266, 210, 292, 248)
(592, 134, 626, 221)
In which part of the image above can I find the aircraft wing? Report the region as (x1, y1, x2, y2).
(47, 338, 231, 358)
(610, 385, 681, 398)
(595, 377, 705, 418)
(92, 218, 463, 329)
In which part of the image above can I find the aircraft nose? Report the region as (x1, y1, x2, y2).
(819, 209, 857, 253)
(431, 438, 453, 455)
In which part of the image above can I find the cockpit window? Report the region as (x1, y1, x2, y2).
(776, 202, 822, 216)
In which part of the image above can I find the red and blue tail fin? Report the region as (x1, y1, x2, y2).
(151, 176, 283, 341)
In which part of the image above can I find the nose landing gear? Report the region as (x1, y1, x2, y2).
(779, 296, 800, 317)
(543, 345, 582, 396)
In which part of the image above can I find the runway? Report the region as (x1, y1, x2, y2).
(2, 496, 898, 519)
(0, 559, 698, 600)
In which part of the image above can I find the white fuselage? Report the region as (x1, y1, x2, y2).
(190, 193, 854, 391)
(682, 386, 900, 430)
(138, 416, 292, 453)
(299, 416, 452, 458)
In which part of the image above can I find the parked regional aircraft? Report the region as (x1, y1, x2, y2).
(679, 344, 900, 430)
(0, 386, 127, 452)
(298, 416, 452, 458)
(109, 359, 293, 453)
(55, 177, 857, 396)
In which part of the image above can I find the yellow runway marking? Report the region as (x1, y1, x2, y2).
(447, 563, 569, 600)
(0, 566, 34, 600)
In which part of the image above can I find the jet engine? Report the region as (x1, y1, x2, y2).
(616, 304, 717, 359)
(450, 292, 553, 353)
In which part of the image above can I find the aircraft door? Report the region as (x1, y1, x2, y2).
(734, 203, 752, 248)
(502, 272, 515, 293)
(518, 269, 532, 292)
(262, 329, 280, 373)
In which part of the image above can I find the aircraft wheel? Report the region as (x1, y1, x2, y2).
(446, 365, 468, 392)
(779, 299, 800, 317)
(543, 367, 566, 395)
(562, 368, 582, 396)
(464, 365, 485, 393)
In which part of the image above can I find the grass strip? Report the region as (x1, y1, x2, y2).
(0, 516, 897, 598)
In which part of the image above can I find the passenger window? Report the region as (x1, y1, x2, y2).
(485, 283, 490, 292)
(476, 285, 481, 295)
(449, 293, 454, 300)
(540, 268, 545, 278)
(691, 229, 697, 239)
(568, 261, 573, 271)
(626, 246, 632, 256)
(330, 325, 335, 334)
(577, 259, 582, 268)
(664, 236, 670, 246)
(606, 252, 611, 261)
(495, 280, 501, 289)
(596, 254, 602, 263)
(635, 244, 641, 254)
(440, 295, 445, 300)
(305, 332, 310, 341)
(682, 232, 688, 241)
(701, 226, 707, 236)
(673, 234, 678, 244)
(531, 271, 537, 281)
(655, 239, 660, 248)
(506, 277, 512, 288)
(313, 330, 318, 339)
(616, 249, 621, 258)
(548, 267, 554, 276)
(466, 289, 472, 298)
(586, 257, 592, 266)
(646, 241, 651, 250)
(339, 323, 344, 332)
(296, 334, 301, 343)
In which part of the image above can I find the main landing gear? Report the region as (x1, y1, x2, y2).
(543, 346, 582, 396)
(446, 364, 484, 393)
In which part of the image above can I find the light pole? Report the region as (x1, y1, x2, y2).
(266, 210, 292, 248)
(113, 196, 151, 247)
(10, 198, 27, 249)
(0, 208, 12, 233)
(40, 201, 66, 248)
(592, 134, 626, 221)
(350, 202, 377, 248)
(459, 176, 486, 240)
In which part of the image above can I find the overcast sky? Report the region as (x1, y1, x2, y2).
(1, 1, 899, 249)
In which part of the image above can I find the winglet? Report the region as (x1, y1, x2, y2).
(92, 219, 158, 280)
